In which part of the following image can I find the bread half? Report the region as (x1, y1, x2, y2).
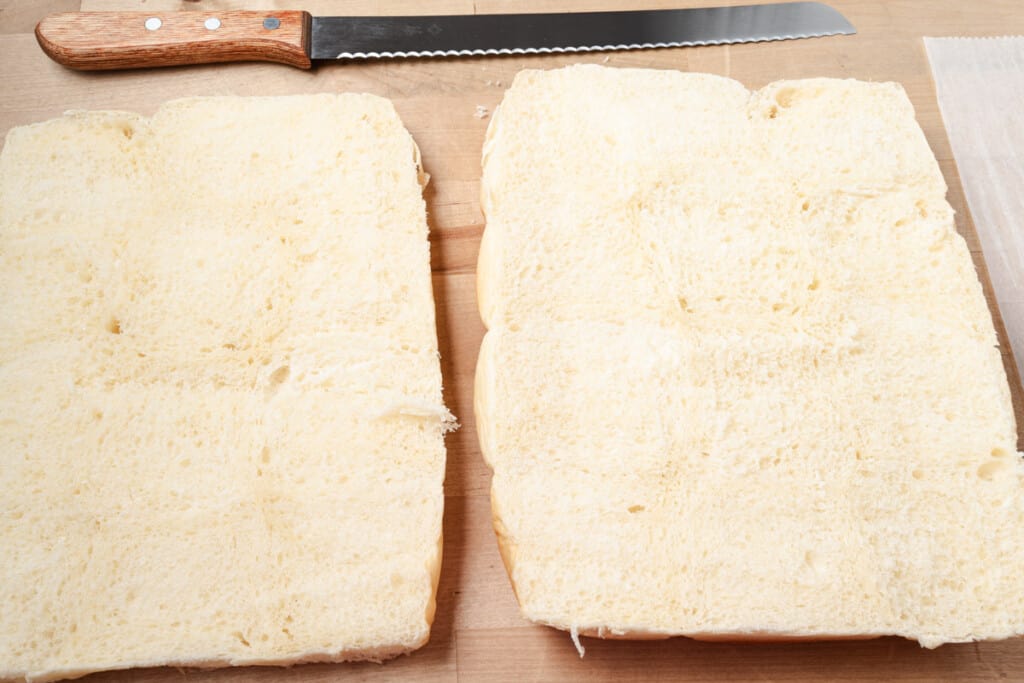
(0, 94, 451, 681)
(475, 65, 1024, 649)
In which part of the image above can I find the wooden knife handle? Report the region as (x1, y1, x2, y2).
(35, 11, 312, 70)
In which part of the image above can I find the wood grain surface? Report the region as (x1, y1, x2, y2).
(2, 1, 1023, 681)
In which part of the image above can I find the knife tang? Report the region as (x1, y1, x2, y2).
(35, 11, 313, 70)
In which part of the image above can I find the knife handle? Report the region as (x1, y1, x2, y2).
(35, 11, 312, 70)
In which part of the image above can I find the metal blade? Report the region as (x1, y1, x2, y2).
(310, 2, 854, 61)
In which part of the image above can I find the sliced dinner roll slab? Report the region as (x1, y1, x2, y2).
(0, 94, 451, 682)
(476, 65, 1023, 649)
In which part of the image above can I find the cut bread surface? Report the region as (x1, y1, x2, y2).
(0, 94, 449, 682)
(475, 65, 1024, 648)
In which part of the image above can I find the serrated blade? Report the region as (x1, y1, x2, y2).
(309, 2, 854, 61)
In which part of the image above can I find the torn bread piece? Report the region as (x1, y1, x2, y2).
(476, 64, 1024, 649)
(0, 94, 450, 682)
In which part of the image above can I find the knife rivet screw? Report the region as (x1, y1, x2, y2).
(144, 17, 162, 31)
(263, 17, 281, 30)
(204, 17, 221, 30)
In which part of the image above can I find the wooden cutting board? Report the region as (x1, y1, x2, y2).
(2, 1, 1023, 681)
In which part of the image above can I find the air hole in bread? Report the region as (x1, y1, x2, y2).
(628, 505, 645, 513)
(977, 461, 1008, 481)
(105, 317, 121, 335)
(269, 365, 290, 385)
(804, 550, 821, 571)
(774, 87, 798, 109)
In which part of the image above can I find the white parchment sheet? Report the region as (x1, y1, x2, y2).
(925, 37, 1024, 382)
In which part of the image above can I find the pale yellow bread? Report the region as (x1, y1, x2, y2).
(475, 65, 1024, 649)
(0, 94, 451, 682)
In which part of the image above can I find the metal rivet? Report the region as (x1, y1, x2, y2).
(204, 17, 221, 30)
(144, 17, 162, 31)
(263, 17, 281, 30)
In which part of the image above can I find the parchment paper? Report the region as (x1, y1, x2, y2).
(924, 37, 1024, 382)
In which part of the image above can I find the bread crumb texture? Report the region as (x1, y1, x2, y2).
(476, 65, 1024, 648)
(0, 94, 449, 682)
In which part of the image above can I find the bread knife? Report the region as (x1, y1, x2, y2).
(35, 2, 855, 71)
